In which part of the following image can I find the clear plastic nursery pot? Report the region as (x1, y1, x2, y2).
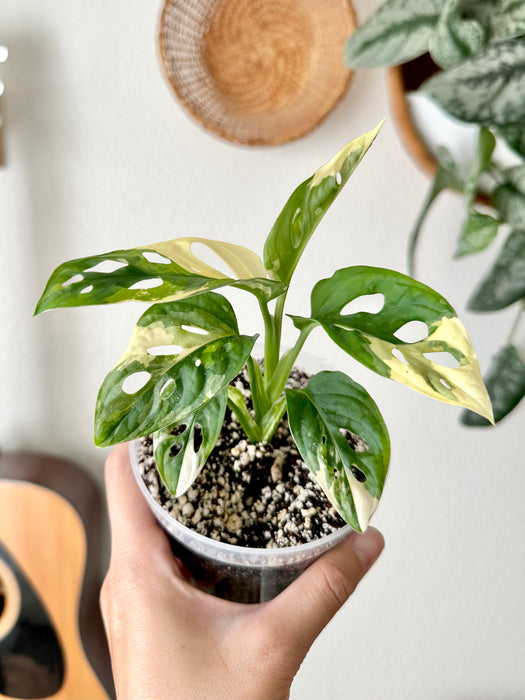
(129, 440, 352, 603)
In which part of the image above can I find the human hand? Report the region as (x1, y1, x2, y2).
(100, 444, 384, 700)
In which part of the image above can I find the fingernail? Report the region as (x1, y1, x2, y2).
(351, 528, 385, 571)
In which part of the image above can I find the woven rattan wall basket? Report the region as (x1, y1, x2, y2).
(159, 0, 357, 145)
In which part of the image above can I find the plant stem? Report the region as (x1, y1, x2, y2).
(258, 298, 278, 381)
(227, 386, 262, 443)
(267, 321, 316, 403)
(408, 172, 445, 278)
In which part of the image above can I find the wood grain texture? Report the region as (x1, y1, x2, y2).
(0, 480, 109, 700)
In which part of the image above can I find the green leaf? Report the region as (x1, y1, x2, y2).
(429, 0, 485, 69)
(344, 0, 445, 68)
(423, 38, 525, 126)
(35, 237, 285, 315)
(461, 345, 525, 425)
(498, 124, 525, 157)
(263, 123, 383, 285)
(489, 1, 525, 42)
(286, 371, 390, 532)
(468, 229, 525, 311)
(153, 389, 228, 496)
(310, 266, 493, 422)
(493, 183, 525, 230)
(455, 207, 500, 256)
(94, 292, 256, 446)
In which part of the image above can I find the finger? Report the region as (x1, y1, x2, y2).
(104, 443, 167, 557)
(265, 528, 384, 654)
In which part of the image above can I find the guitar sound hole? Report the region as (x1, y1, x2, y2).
(0, 544, 65, 699)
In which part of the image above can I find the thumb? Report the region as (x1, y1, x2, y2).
(265, 528, 384, 655)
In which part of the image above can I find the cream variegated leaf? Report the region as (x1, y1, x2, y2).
(94, 292, 256, 446)
(366, 316, 494, 420)
(35, 238, 285, 315)
(309, 266, 494, 423)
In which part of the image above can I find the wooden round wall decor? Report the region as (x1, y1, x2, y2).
(159, 0, 357, 145)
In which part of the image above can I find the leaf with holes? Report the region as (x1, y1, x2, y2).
(94, 292, 256, 446)
(468, 229, 525, 311)
(461, 345, 525, 425)
(423, 38, 525, 126)
(344, 0, 445, 68)
(34, 238, 285, 315)
(153, 389, 228, 496)
(306, 266, 493, 422)
(263, 123, 383, 285)
(286, 371, 390, 532)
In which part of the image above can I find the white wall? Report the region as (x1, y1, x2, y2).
(1, 2, 523, 698)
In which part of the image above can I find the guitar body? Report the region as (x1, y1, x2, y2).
(0, 453, 113, 700)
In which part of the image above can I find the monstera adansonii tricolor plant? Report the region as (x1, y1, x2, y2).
(35, 123, 493, 533)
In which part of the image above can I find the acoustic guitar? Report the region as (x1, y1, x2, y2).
(0, 452, 113, 699)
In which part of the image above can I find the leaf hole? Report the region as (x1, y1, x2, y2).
(191, 242, 233, 277)
(335, 172, 342, 185)
(193, 424, 203, 452)
(291, 208, 304, 248)
(321, 435, 327, 445)
(424, 352, 461, 369)
(85, 260, 127, 274)
(350, 465, 367, 483)
(181, 325, 209, 335)
(341, 293, 385, 316)
(195, 359, 201, 367)
(160, 378, 176, 398)
(440, 378, 453, 389)
(339, 428, 368, 452)
(62, 274, 83, 287)
(392, 348, 409, 365)
(128, 278, 163, 290)
(142, 251, 171, 265)
(147, 345, 183, 356)
(393, 320, 428, 343)
(169, 443, 183, 458)
(122, 371, 151, 395)
(170, 424, 187, 437)
(80, 285, 93, 294)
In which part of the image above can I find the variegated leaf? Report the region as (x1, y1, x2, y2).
(286, 371, 390, 532)
(468, 229, 525, 310)
(308, 266, 493, 422)
(462, 345, 525, 426)
(94, 292, 256, 446)
(344, 0, 445, 68)
(429, 0, 485, 69)
(423, 38, 525, 126)
(35, 238, 285, 315)
(263, 123, 383, 285)
(153, 389, 228, 496)
(456, 208, 500, 257)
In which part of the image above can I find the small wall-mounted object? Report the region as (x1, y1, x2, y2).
(159, 0, 357, 146)
(0, 45, 7, 166)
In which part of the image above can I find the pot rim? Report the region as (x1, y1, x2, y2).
(129, 439, 354, 568)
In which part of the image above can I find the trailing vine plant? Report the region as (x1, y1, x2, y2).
(345, 0, 525, 426)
